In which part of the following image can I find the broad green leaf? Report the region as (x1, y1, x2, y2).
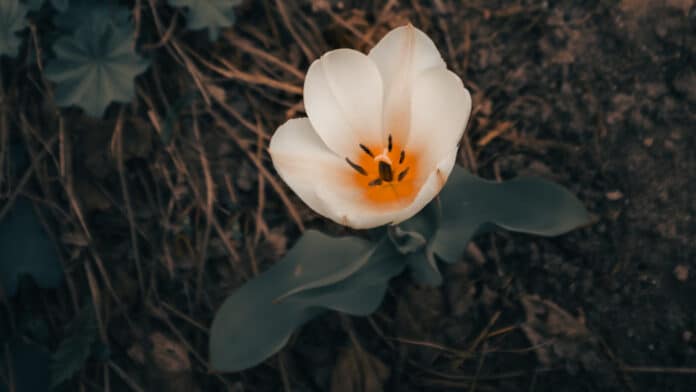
(210, 231, 405, 372)
(405, 251, 442, 286)
(44, 18, 149, 117)
(290, 238, 405, 315)
(0, 339, 51, 392)
(167, 0, 242, 41)
(431, 166, 591, 263)
(0, 198, 63, 296)
(50, 305, 99, 388)
(0, 0, 28, 58)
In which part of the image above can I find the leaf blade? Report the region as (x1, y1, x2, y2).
(431, 167, 591, 263)
(44, 11, 149, 117)
(209, 231, 405, 372)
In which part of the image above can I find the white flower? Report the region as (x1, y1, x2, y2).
(269, 24, 472, 229)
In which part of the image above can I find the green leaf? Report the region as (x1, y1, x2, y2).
(0, 198, 63, 297)
(167, 0, 242, 41)
(210, 231, 405, 372)
(50, 305, 99, 388)
(289, 238, 404, 315)
(0, 0, 29, 58)
(43, 18, 149, 117)
(1, 339, 51, 392)
(52, 0, 129, 31)
(50, 0, 68, 11)
(404, 250, 442, 286)
(431, 166, 591, 263)
(22, 0, 45, 11)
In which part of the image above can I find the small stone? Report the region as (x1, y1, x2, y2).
(683, 330, 693, 342)
(674, 264, 689, 282)
(606, 191, 624, 201)
(643, 137, 654, 147)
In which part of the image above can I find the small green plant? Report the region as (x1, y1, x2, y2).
(1, 0, 243, 118)
(209, 25, 591, 372)
(44, 18, 149, 117)
(44, 2, 148, 117)
(0, 0, 29, 57)
(167, 0, 243, 41)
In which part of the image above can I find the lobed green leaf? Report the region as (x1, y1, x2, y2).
(52, 0, 129, 31)
(0, 0, 29, 58)
(167, 0, 243, 41)
(44, 15, 149, 117)
(49, 305, 99, 388)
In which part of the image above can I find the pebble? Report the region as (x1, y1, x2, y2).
(674, 264, 689, 282)
(606, 191, 624, 201)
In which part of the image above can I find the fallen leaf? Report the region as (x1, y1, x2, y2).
(330, 347, 390, 392)
(150, 332, 191, 372)
(520, 295, 594, 367)
(674, 264, 689, 282)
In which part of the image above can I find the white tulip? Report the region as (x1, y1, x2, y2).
(269, 24, 472, 229)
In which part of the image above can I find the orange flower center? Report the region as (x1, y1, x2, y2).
(345, 134, 420, 208)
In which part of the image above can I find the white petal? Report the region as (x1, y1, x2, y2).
(368, 24, 445, 143)
(303, 49, 384, 159)
(269, 118, 355, 220)
(314, 148, 458, 229)
(389, 147, 458, 225)
(406, 67, 472, 172)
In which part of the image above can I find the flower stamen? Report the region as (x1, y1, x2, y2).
(359, 144, 374, 158)
(347, 139, 418, 208)
(378, 161, 393, 182)
(397, 167, 409, 182)
(346, 158, 368, 176)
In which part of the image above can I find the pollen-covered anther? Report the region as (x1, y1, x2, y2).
(397, 167, 410, 182)
(377, 161, 393, 182)
(346, 158, 367, 176)
(359, 144, 374, 157)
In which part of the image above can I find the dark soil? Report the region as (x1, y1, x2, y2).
(2, 0, 696, 391)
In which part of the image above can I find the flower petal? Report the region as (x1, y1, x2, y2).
(406, 67, 472, 172)
(269, 118, 356, 221)
(388, 147, 458, 225)
(304, 48, 384, 159)
(368, 24, 445, 144)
